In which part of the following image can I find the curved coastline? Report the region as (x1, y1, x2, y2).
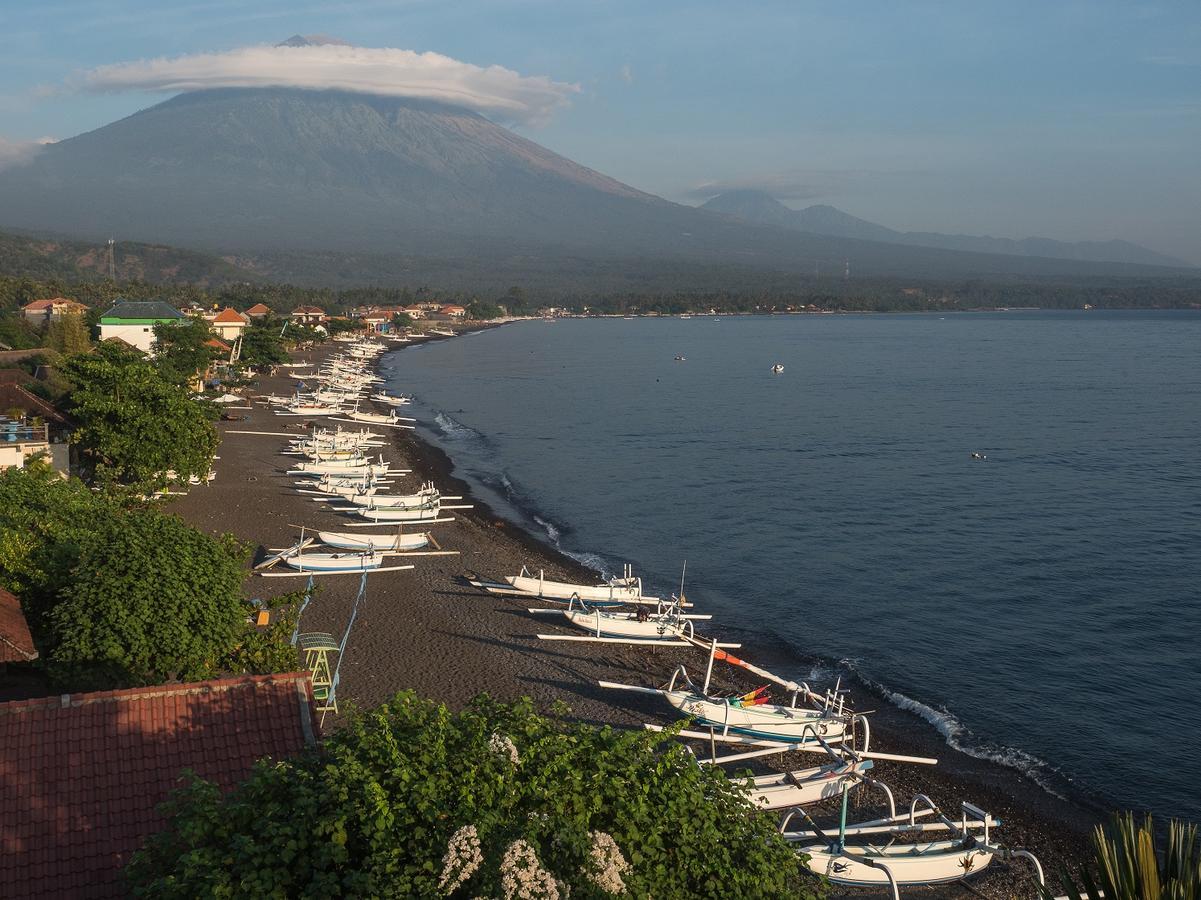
(378, 331, 1106, 882)
(172, 330, 1102, 898)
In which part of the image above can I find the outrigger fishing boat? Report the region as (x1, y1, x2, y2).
(530, 595, 728, 646)
(253, 537, 416, 578)
(332, 406, 415, 429)
(466, 564, 668, 606)
(370, 392, 412, 405)
(317, 527, 438, 553)
(601, 639, 853, 742)
(333, 483, 460, 509)
(781, 793, 1045, 895)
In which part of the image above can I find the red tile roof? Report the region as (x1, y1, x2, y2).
(245, 303, 271, 315)
(0, 588, 37, 664)
(212, 307, 247, 324)
(0, 672, 316, 898)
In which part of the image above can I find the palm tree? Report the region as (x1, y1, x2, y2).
(1044, 813, 1200, 899)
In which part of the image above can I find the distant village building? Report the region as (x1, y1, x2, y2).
(0, 370, 72, 475)
(416, 301, 442, 312)
(97, 301, 184, 353)
(211, 307, 249, 341)
(440, 305, 467, 318)
(361, 311, 390, 333)
(404, 304, 426, 319)
(290, 306, 328, 325)
(21, 298, 88, 326)
(244, 302, 272, 319)
(0, 672, 317, 898)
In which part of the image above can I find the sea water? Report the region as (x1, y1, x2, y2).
(383, 311, 1201, 821)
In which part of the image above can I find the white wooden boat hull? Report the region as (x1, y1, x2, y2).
(507, 575, 656, 604)
(561, 610, 689, 641)
(666, 692, 847, 742)
(317, 531, 430, 552)
(345, 492, 438, 509)
(281, 552, 385, 572)
(293, 462, 374, 474)
(748, 761, 871, 810)
(800, 841, 993, 887)
(355, 506, 445, 522)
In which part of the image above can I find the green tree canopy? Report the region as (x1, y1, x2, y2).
(49, 508, 248, 688)
(44, 312, 92, 355)
(238, 322, 290, 368)
(127, 693, 817, 899)
(467, 300, 503, 320)
(61, 341, 218, 490)
(153, 316, 218, 386)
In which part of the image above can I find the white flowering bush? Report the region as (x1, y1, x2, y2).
(128, 692, 820, 899)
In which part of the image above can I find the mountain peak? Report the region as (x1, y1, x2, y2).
(275, 34, 352, 48)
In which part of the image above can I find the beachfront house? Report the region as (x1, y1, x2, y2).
(21, 298, 88, 326)
(440, 305, 467, 318)
(0, 672, 318, 898)
(404, 304, 426, 319)
(97, 301, 184, 354)
(210, 307, 249, 341)
(290, 306, 328, 326)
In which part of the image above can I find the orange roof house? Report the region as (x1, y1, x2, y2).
(211, 307, 249, 340)
(290, 306, 328, 325)
(21, 298, 88, 325)
(244, 303, 271, 318)
(440, 305, 467, 317)
(0, 672, 317, 898)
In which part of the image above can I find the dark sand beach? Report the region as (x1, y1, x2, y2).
(168, 337, 1102, 898)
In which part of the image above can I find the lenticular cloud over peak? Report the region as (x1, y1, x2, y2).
(78, 42, 580, 125)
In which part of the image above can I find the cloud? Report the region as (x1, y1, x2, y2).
(618, 64, 633, 85)
(0, 136, 55, 171)
(74, 42, 580, 125)
(685, 174, 833, 202)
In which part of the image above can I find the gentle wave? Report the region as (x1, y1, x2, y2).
(840, 658, 1069, 800)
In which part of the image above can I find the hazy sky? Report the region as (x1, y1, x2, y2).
(2, 0, 1198, 262)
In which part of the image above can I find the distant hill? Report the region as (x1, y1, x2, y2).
(701, 190, 1191, 268)
(0, 230, 262, 286)
(0, 87, 1193, 282)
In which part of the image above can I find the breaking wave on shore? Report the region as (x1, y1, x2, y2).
(838, 657, 1071, 801)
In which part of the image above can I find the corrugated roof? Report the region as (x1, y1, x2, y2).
(0, 588, 37, 663)
(99, 301, 183, 321)
(0, 672, 316, 898)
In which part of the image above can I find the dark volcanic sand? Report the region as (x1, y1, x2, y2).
(168, 339, 1101, 898)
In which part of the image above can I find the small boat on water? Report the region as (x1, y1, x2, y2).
(771, 363, 785, 374)
(674, 355, 686, 361)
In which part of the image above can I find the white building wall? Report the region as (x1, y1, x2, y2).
(98, 322, 158, 353)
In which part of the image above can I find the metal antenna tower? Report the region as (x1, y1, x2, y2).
(106, 238, 116, 280)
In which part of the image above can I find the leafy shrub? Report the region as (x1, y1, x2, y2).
(128, 693, 820, 899)
(1043, 813, 1201, 899)
(48, 508, 248, 688)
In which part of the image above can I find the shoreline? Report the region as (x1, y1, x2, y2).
(171, 334, 1102, 897)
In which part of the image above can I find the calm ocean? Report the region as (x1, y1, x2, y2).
(383, 311, 1201, 822)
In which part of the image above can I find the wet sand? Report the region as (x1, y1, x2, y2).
(168, 338, 1101, 898)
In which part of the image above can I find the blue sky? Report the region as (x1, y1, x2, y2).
(1, 0, 1199, 262)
